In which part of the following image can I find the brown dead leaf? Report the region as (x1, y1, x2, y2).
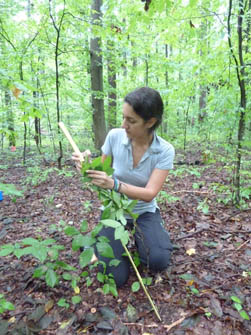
(12, 87, 22, 99)
(45, 300, 54, 313)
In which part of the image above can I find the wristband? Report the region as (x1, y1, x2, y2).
(112, 176, 120, 192)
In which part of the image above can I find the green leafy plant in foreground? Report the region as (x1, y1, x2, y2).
(78, 155, 162, 321)
(0, 238, 77, 290)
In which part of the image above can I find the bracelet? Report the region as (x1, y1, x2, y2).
(112, 176, 120, 192)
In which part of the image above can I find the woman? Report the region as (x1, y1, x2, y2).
(73, 87, 174, 287)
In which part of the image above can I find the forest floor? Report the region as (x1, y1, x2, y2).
(0, 148, 250, 335)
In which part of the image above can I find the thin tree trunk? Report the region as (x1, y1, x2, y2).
(227, 0, 247, 204)
(5, 90, 15, 147)
(90, 0, 106, 150)
(49, 0, 65, 169)
(107, 40, 117, 130)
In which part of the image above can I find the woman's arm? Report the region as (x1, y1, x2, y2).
(87, 154, 169, 202)
(118, 169, 169, 202)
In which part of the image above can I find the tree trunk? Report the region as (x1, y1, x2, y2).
(227, 0, 247, 204)
(49, 0, 65, 169)
(145, 54, 149, 86)
(90, 0, 106, 150)
(161, 44, 170, 135)
(107, 40, 117, 130)
(5, 90, 15, 147)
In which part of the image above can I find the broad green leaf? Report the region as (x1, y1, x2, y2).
(114, 226, 129, 245)
(1, 301, 15, 311)
(101, 219, 121, 228)
(190, 287, 200, 295)
(72, 235, 85, 251)
(0, 245, 14, 256)
(41, 239, 56, 246)
(111, 191, 121, 208)
(55, 261, 76, 271)
(62, 273, 72, 280)
(233, 303, 242, 312)
(81, 271, 89, 277)
(108, 285, 118, 297)
(64, 226, 79, 236)
(80, 220, 88, 233)
(32, 246, 48, 263)
(72, 295, 81, 304)
(91, 223, 103, 237)
(97, 272, 105, 283)
(115, 208, 127, 226)
(231, 296, 242, 304)
(97, 242, 114, 258)
(45, 269, 58, 288)
(33, 265, 47, 278)
(109, 259, 121, 267)
(239, 310, 250, 320)
(102, 284, 110, 294)
(131, 281, 140, 292)
(57, 298, 69, 308)
(22, 237, 39, 246)
(79, 248, 94, 268)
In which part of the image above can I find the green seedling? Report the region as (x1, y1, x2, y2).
(0, 238, 76, 289)
(231, 296, 250, 321)
(0, 294, 15, 314)
(0, 183, 23, 197)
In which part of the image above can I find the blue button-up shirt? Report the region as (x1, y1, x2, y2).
(101, 128, 175, 215)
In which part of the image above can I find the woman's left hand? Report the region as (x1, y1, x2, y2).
(87, 170, 114, 190)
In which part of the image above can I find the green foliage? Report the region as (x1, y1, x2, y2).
(57, 298, 69, 309)
(81, 156, 114, 183)
(0, 183, 23, 197)
(0, 294, 15, 314)
(231, 296, 250, 321)
(197, 198, 209, 214)
(0, 237, 77, 289)
(23, 166, 56, 186)
(170, 166, 201, 178)
(157, 190, 180, 204)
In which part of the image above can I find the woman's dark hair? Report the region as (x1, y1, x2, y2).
(124, 87, 163, 132)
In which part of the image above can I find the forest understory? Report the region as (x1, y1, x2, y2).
(0, 148, 250, 335)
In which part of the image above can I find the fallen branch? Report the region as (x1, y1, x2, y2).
(175, 228, 205, 241)
(236, 239, 250, 251)
(170, 190, 211, 195)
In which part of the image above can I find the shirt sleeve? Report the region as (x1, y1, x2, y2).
(101, 130, 113, 156)
(155, 144, 175, 170)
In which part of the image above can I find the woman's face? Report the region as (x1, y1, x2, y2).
(122, 102, 153, 140)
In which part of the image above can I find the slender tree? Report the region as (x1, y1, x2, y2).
(227, 0, 248, 204)
(49, 0, 66, 169)
(90, 0, 106, 150)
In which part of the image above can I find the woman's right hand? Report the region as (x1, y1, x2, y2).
(72, 149, 91, 172)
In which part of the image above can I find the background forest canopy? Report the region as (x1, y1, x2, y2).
(0, 0, 250, 200)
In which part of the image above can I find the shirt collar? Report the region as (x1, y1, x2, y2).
(122, 130, 161, 153)
(149, 133, 161, 153)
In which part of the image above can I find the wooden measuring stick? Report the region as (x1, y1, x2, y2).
(58, 122, 84, 162)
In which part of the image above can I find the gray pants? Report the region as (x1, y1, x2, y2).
(96, 209, 173, 287)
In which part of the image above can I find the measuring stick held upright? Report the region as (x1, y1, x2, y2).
(58, 122, 84, 162)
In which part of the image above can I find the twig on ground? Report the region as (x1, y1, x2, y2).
(236, 239, 250, 251)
